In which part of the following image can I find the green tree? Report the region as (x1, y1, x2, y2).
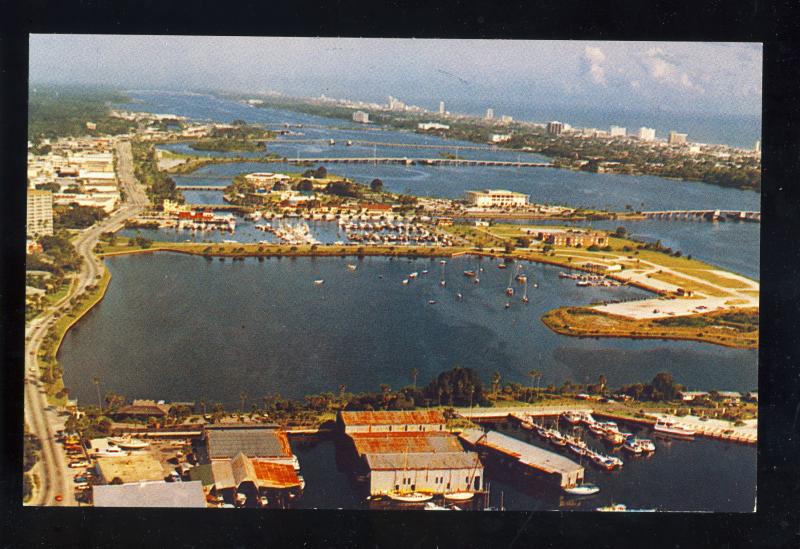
(370, 178, 384, 192)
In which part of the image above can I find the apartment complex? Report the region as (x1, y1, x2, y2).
(27, 190, 54, 237)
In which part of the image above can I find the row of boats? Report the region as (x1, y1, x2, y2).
(254, 221, 319, 245)
(559, 272, 622, 287)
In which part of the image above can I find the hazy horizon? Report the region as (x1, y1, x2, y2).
(30, 36, 762, 119)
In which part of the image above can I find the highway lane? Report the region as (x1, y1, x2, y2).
(23, 139, 147, 506)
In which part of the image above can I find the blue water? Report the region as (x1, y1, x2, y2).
(60, 253, 757, 407)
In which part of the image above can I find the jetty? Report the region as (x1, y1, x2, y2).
(459, 429, 584, 489)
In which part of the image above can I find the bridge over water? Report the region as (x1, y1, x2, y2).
(280, 157, 553, 168)
(176, 185, 227, 191)
(642, 209, 761, 222)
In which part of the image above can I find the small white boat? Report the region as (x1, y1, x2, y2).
(347, 264, 357, 271)
(564, 483, 600, 496)
(424, 501, 450, 511)
(387, 492, 433, 503)
(113, 438, 150, 450)
(654, 419, 696, 437)
(421, 270, 429, 275)
(444, 492, 474, 502)
(409, 272, 418, 279)
(314, 279, 325, 285)
(402, 279, 409, 285)
(428, 300, 437, 305)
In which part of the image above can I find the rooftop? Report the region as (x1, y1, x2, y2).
(95, 454, 167, 484)
(205, 426, 293, 460)
(211, 452, 300, 490)
(459, 429, 582, 476)
(350, 432, 464, 457)
(364, 451, 480, 471)
(93, 481, 207, 508)
(339, 410, 446, 427)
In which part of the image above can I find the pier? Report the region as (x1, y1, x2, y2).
(459, 428, 584, 489)
(642, 209, 761, 222)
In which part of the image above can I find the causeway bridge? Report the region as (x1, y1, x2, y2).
(642, 209, 761, 222)
(282, 157, 553, 168)
(176, 185, 227, 191)
(266, 138, 509, 152)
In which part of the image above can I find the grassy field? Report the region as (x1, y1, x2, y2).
(541, 306, 758, 349)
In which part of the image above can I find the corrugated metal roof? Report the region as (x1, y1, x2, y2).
(206, 428, 292, 460)
(350, 432, 464, 456)
(459, 429, 582, 475)
(92, 481, 207, 508)
(213, 453, 300, 490)
(340, 410, 446, 426)
(364, 451, 481, 471)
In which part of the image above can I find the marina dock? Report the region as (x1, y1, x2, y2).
(459, 429, 584, 489)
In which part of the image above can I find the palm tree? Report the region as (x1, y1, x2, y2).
(92, 376, 102, 409)
(529, 370, 543, 402)
(411, 368, 419, 389)
(598, 374, 607, 396)
(199, 400, 206, 418)
(492, 372, 502, 398)
(239, 391, 248, 413)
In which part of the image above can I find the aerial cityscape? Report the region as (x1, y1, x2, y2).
(24, 36, 759, 512)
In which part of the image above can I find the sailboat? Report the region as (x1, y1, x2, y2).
(440, 260, 446, 287)
(522, 278, 529, 303)
(387, 443, 433, 503)
(474, 257, 481, 284)
(505, 264, 515, 296)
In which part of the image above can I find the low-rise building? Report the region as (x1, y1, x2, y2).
(489, 133, 512, 143)
(352, 111, 370, 124)
(209, 452, 302, 507)
(464, 189, 529, 208)
(112, 399, 171, 421)
(526, 229, 607, 248)
(93, 480, 207, 508)
(203, 425, 297, 469)
(338, 410, 447, 434)
(417, 122, 450, 131)
(679, 391, 710, 402)
(95, 454, 167, 484)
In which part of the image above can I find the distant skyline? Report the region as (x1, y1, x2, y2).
(30, 35, 762, 117)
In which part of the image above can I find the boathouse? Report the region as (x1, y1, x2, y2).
(337, 410, 447, 434)
(203, 425, 297, 469)
(459, 429, 584, 489)
(209, 452, 302, 507)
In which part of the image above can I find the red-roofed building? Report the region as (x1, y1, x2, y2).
(338, 410, 447, 434)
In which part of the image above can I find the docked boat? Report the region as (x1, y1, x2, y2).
(424, 501, 450, 511)
(444, 492, 474, 502)
(562, 410, 595, 425)
(638, 439, 656, 452)
(597, 504, 628, 512)
(622, 437, 644, 454)
(654, 419, 696, 437)
(563, 483, 600, 496)
(387, 492, 433, 503)
(549, 431, 568, 447)
(111, 438, 149, 450)
(568, 443, 587, 457)
(314, 280, 324, 285)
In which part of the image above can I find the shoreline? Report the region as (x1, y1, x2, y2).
(541, 306, 758, 350)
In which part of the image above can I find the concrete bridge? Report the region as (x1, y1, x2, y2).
(282, 157, 553, 168)
(176, 185, 227, 191)
(642, 209, 761, 222)
(266, 138, 505, 152)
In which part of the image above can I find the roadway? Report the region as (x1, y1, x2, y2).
(24, 140, 148, 506)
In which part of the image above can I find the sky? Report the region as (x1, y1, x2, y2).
(29, 35, 762, 117)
